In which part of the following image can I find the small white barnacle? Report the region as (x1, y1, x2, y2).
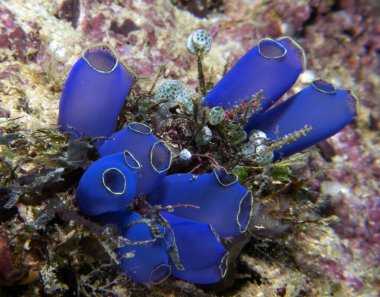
(249, 129, 267, 145)
(241, 142, 256, 157)
(254, 144, 274, 165)
(241, 129, 274, 165)
(195, 126, 212, 146)
(187, 29, 212, 55)
(179, 149, 192, 161)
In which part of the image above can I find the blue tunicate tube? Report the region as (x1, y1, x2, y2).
(202, 37, 304, 116)
(96, 211, 171, 285)
(246, 79, 358, 159)
(58, 45, 135, 142)
(161, 212, 228, 284)
(148, 169, 253, 238)
(98, 123, 172, 195)
(76, 152, 137, 216)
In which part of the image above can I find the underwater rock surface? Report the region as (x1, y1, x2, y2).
(0, 0, 379, 296)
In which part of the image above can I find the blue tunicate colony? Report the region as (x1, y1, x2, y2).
(58, 33, 357, 285)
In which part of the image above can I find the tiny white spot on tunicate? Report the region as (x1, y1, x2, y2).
(300, 70, 316, 84)
(179, 149, 192, 161)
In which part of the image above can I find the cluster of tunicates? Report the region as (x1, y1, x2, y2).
(57, 29, 358, 286)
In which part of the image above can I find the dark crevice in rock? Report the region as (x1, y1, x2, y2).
(297, 5, 319, 37)
(171, 0, 224, 18)
(56, 263, 79, 296)
(0, 188, 17, 223)
(210, 248, 264, 296)
(17, 97, 32, 114)
(331, 0, 343, 12)
(317, 140, 337, 162)
(57, 0, 81, 28)
(110, 19, 140, 37)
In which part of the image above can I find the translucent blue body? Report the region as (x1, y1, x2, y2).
(98, 123, 172, 195)
(68, 35, 357, 285)
(76, 152, 137, 216)
(58, 46, 135, 140)
(162, 212, 228, 284)
(246, 80, 358, 159)
(202, 37, 304, 114)
(97, 212, 171, 284)
(148, 170, 253, 238)
(96, 210, 228, 285)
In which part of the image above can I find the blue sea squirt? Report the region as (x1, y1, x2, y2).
(76, 122, 245, 284)
(58, 45, 135, 143)
(60, 33, 358, 286)
(202, 36, 358, 161)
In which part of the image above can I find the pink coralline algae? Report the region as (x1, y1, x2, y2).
(0, 7, 41, 63)
(319, 258, 364, 292)
(57, 0, 80, 28)
(327, 126, 380, 261)
(300, 0, 380, 111)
